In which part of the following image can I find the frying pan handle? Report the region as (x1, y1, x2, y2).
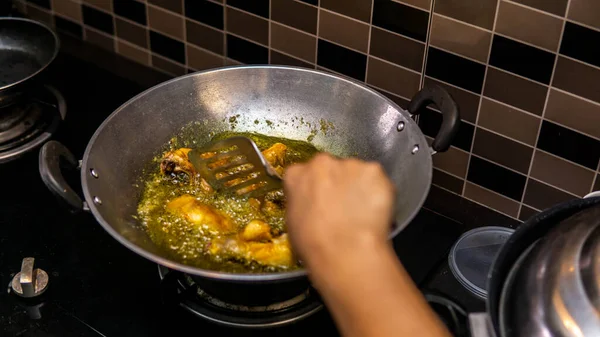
(408, 84, 460, 153)
(39, 141, 87, 212)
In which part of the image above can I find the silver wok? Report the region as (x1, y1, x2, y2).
(39, 66, 459, 282)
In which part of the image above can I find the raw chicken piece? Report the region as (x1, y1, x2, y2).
(166, 195, 234, 234)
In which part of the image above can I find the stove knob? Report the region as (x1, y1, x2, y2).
(11, 258, 49, 298)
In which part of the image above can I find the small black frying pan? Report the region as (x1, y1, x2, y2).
(0, 17, 59, 106)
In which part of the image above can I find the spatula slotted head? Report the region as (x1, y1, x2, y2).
(188, 136, 283, 198)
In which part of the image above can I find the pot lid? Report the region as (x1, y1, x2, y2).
(448, 226, 514, 299)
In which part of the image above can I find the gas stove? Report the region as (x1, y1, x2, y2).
(0, 35, 482, 337)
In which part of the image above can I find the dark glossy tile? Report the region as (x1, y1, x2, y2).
(434, 0, 497, 30)
(152, 55, 186, 76)
(150, 30, 185, 64)
(523, 179, 577, 210)
(373, 0, 429, 42)
(465, 182, 520, 217)
(270, 50, 314, 68)
(272, 0, 317, 34)
(530, 150, 595, 197)
(467, 156, 527, 201)
(432, 169, 464, 194)
(82, 0, 111, 11)
(560, 22, 600, 68)
(553, 57, 600, 104)
(82, 4, 114, 34)
(473, 128, 533, 173)
(186, 20, 223, 54)
(423, 77, 480, 123)
(489, 35, 555, 84)
(370, 27, 425, 72)
(149, 0, 182, 14)
(226, 7, 268, 45)
(27, 0, 50, 9)
(117, 41, 149, 65)
(26, 5, 53, 27)
(366, 58, 421, 98)
(545, 89, 600, 140)
(55, 16, 83, 39)
(113, 0, 146, 25)
(426, 47, 486, 93)
(84, 28, 114, 51)
(116, 18, 148, 48)
(418, 109, 475, 151)
(185, 0, 223, 29)
(478, 98, 540, 145)
(424, 185, 520, 229)
(227, 0, 269, 18)
(299, 0, 317, 4)
(536, 121, 600, 170)
(187, 44, 224, 70)
(317, 39, 367, 81)
(510, 0, 567, 16)
(483, 67, 548, 115)
(321, 0, 372, 22)
(519, 204, 539, 221)
(320, 10, 370, 52)
(226, 34, 268, 64)
(569, 0, 600, 30)
(271, 22, 316, 62)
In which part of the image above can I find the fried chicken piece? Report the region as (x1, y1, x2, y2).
(262, 143, 287, 176)
(208, 220, 295, 268)
(160, 148, 213, 193)
(167, 195, 234, 234)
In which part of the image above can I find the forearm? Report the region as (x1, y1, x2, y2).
(309, 240, 451, 337)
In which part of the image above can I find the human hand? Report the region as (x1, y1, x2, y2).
(283, 153, 395, 272)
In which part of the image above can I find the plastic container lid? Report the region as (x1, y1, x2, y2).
(448, 226, 515, 299)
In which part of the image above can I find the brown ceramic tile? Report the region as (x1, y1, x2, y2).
(424, 77, 480, 123)
(464, 182, 520, 217)
(271, 0, 317, 34)
(523, 179, 577, 210)
(366, 58, 420, 99)
(319, 10, 369, 53)
(569, 0, 600, 30)
(186, 20, 223, 55)
(472, 128, 534, 173)
(434, 0, 497, 30)
(186, 44, 223, 70)
(432, 146, 470, 178)
(530, 150, 595, 196)
(545, 89, 600, 139)
(270, 22, 316, 63)
(82, 0, 111, 12)
(52, 0, 82, 22)
(270, 50, 314, 68)
(26, 5, 53, 27)
(117, 41, 150, 65)
(226, 7, 268, 45)
(116, 18, 148, 48)
(519, 205, 539, 221)
(321, 0, 372, 22)
(396, 0, 432, 10)
(429, 14, 491, 63)
(85, 28, 114, 51)
(432, 168, 464, 194)
(225, 58, 242, 65)
(594, 174, 600, 192)
(553, 56, 600, 104)
(510, 0, 567, 16)
(478, 98, 541, 145)
(484, 67, 548, 115)
(495, 1, 562, 51)
(149, 0, 182, 14)
(152, 54, 186, 76)
(370, 27, 425, 72)
(148, 5, 183, 39)
(14, 0, 26, 14)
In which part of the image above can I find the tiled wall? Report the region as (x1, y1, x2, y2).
(15, 0, 600, 221)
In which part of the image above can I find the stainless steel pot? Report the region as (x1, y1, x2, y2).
(39, 66, 459, 283)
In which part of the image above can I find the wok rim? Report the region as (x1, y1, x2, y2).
(81, 64, 431, 282)
(0, 17, 60, 92)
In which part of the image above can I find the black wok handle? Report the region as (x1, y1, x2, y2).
(39, 141, 86, 212)
(408, 84, 460, 153)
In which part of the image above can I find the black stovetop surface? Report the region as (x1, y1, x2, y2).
(0, 39, 483, 337)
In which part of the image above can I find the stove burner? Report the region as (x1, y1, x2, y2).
(158, 266, 323, 328)
(0, 85, 65, 163)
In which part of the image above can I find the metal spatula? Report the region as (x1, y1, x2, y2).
(188, 136, 283, 198)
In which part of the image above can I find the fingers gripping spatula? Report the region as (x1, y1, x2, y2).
(188, 136, 283, 198)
